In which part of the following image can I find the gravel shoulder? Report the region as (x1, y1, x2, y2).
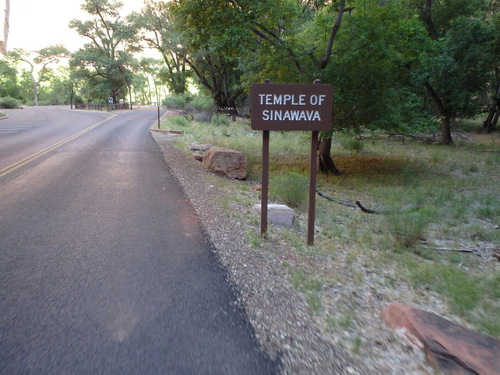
(151, 130, 435, 375)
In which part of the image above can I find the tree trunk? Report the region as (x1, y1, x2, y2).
(424, 81, 453, 144)
(440, 113, 453, 145)
(483, 84, 500, 133)
(318, 134, 340, 175)
(1, 0, 9, 54)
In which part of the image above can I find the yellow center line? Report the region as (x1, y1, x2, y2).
(0, 114, 117, 178)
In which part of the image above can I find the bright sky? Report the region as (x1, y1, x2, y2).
(6, 0, 146, 52)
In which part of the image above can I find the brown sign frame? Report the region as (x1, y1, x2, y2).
(251, 83, 333, 131)
(251, 80, 333, 245)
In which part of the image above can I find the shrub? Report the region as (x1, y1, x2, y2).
(385, 207, 436, 249)
(163, 93, 191, 109)
(211, 113, 231, 126)
(338, 133, 364, 152)
(0, 96, 21, 109)
(270, 172, 308, 208)
(190, 94, 214, 112)
(168, 115, 190, 127)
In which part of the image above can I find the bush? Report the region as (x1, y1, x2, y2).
(190, 94, 214, 112)
(0, 96, 21, 109)
(385, 207, 436, 249)
(211, 113, 231, 126)
(163, 93, 191, 109)
(338, 133, 364, 152)
(169, 115, 190, 127)
(270, 172, 308, 208)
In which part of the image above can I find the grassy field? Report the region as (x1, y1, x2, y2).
(160, 113, 500, 339)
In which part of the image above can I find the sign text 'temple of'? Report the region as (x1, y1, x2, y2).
(251, 83, 333, 131)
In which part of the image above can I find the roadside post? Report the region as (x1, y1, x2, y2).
(251, 79, 333, 245)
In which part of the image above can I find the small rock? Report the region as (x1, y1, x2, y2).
(254, 204, 295, 228)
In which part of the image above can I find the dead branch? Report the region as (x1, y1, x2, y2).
(316, 189, 417, 215)
(316, 189, 358, 209)
(419, 245, 474, 253)
(355, 201, 384, 214)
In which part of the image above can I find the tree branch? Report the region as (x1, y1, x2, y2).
(319, 0, 346, 70)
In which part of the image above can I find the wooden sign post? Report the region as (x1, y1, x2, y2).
(251, 80, 333, 245)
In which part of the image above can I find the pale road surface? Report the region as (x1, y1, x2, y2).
(0, 106, 278, 374)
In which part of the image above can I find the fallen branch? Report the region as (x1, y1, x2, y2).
(355, 200, 384, 214)
(316, 189, 417, 215)
(316, 189, 358, 209)
(419, 245, 475, 253)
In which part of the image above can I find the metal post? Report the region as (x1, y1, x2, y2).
(261, 130, 269, 236)
(307, 79, 322, 246)
(158, 106, 160, 129)
(307, 130, 319, 246)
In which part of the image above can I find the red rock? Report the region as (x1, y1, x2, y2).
(381, 303, 500, 375)
(202, 147, 248, 180)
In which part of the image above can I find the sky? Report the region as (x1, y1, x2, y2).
(5, 0, 146, 52)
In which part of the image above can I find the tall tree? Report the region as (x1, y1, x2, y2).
(130, 0, 188, 94)
(483, 0, 500, 133)
(1, 0, 9, 54)
(412, 0, 496, 144)
(168, 0, 259, 107)
(0, 57, 20, 98)
(240, 0, 433, 173)
(7, 45, 70, 106)
(69, 0, 138, 103)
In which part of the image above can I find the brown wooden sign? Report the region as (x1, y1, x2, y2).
(251, 80, 333, 245)
(251, 83, 333, 131)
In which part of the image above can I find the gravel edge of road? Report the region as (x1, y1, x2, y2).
(150, 130, 371, 375)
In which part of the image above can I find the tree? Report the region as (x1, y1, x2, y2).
(1, 0, 9, 54)
(69, 0, 138, 103)
(130, 0, 188, 94)
(412, 0, 497, 144)
(0, 57, 20, 98)
(7, 45, 70, 106)
(239, 0, 434, 173)
(483, 0, 500, 133)
(168, 0, 259, 108)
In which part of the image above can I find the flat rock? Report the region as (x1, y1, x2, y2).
(254, 204, 295, 227)
(381, 303, 500, 375)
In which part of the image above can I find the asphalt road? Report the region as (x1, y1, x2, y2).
(0, 106, 278, 374)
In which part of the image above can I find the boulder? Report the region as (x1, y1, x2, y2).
(254, 204, 295, 228)
(381, 303, 500, 375)
(202, 147, 248, 180)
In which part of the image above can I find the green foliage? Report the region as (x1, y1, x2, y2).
(69, 0, 138, 102)
(169, 115, 190, 128)
(190, 94, 214, 112)
(211, 113, 230, 126)
(0, 59, 21, 100)
(162, 93, 191, 109)
(385, 206, 437, 249)
(323, 1, 433, 134)
(130, 1, 188, 94)
(337, 133, 364, 152)
(0, 96, 21, 109)
(270, 172, 308, 209)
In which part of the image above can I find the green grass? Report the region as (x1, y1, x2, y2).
(161, 111, 500, 337)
